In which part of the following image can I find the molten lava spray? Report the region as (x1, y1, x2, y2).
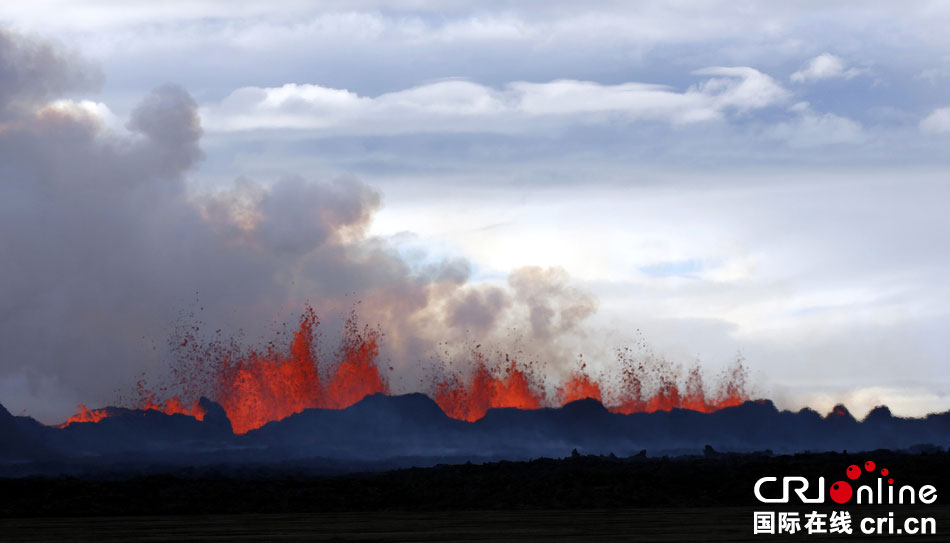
(557, 367, 604, 406)
(435, 350, 545, 422)
(61, 306, 750, 432)
(184, 307, 388, 434)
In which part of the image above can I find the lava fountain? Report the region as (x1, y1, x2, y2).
(61, 306, 750, 432)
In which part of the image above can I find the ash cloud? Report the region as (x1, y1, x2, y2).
(447, 287, 510, 333)
(0, 27, 596, 422)
(0, 28, 101, 118)
(508, 266, 597, 341)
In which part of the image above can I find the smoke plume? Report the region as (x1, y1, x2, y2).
(0, 27, 599, 422)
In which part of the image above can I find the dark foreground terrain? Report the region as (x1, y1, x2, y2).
(2, 450, 949, 541)
(5, 507, 950, 542)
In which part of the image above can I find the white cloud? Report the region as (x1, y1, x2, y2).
(920, 107, 950, 134)
(790, 53, 862, 83)
(768, 102, 863, 146)
(200, 68, 789, 134)
(693, 66, 790, 111)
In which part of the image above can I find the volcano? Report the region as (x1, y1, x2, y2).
(3, 394, 950, 477)
(57, 306, 751, 434)
(5, 307, 946, 476)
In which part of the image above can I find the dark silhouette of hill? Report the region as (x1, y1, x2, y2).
(0, 403, 59, 462)
(2, 394, 950, 475)
(246, 393, 476, 460)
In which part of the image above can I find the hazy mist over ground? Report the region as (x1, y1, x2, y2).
(1, 2, 949, 422)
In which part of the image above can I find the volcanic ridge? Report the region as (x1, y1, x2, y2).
(3, 394, 950, 477)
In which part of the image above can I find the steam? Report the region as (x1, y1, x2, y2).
(0, 27, 598, 422)
(0, 29, 101, 118)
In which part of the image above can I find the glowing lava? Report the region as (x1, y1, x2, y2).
(435, 351, 545, 422)
(60, 306, 750, 432)
(60, 405, 111, 426)
(59, 396, 205, 428)
(607, 350, 747, 415)
(556, 367, 603, 405)
(208, 308, 388, 434)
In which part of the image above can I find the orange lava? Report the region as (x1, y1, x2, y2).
(60, 396, 205, 428)
(212, 308, 388, 433)
(141, 396, 207, 420)
(212, 307, 325, 434)
(831, 404, 851, 417)
(557, 368, 603, 405)
(323, 315, 386, 409)
(434, 350, 544, 422)
(59, 404, 111, 427)
(59, 307, 750, 432)
(607, 352, 747, 415)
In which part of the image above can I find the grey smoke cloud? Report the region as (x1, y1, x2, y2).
(508, 266, 597, 341)
(0, 28, 101, 118)
(447, 286, 510, 333)
(126, 84, 203, 172)
(0, 27, 596, 422)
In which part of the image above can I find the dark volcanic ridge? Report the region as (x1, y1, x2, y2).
(2, 395, 949, 476)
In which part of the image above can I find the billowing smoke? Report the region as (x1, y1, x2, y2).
(0, 27, 599, 422)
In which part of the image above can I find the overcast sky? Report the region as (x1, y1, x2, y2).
(1, 1, 949, 421)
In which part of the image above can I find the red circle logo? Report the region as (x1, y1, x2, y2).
(830, 481, 853, 504)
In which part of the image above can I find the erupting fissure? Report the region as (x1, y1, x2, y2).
(59, 396, 206, 428)
(175, 307, 388, 434)
(61, 306, 750, 432)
